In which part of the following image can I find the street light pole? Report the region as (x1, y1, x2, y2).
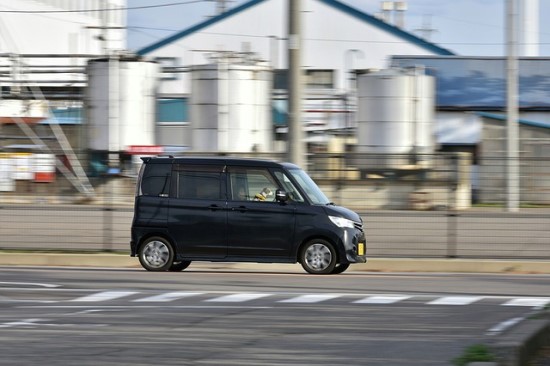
(288, 0, 305, 168)
(506, 0, 520, 212)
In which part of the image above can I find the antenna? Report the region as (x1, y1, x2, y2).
(216, 0, 228, 15)
(414, 14, 437, 41)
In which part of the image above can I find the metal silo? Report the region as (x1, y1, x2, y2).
(86, 56, 159, 152)
(190, 57, 272, 153)
(356, 67, 435, 169)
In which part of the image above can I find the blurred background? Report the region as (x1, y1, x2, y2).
(0, 0, 549, 258)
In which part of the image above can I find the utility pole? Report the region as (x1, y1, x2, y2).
(288, 0, 305, 167)
(506, 0, 520, 212)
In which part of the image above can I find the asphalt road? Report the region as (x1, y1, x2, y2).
(1, 266, 549, 365)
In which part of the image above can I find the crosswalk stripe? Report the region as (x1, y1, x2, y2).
(428, 296, 482, 305)
(71, 291, 138, 302)
(502, 298, 550, 307)
(353, 295, 411, 304)
(205, 293, 272, 302)
(62, 292, 550, 308)
(133, 292, 204, 302)
(278, 294, 341, 303)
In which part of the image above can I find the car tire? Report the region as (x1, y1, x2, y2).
(169, 261, 192, 272)
(330, 263, 350, 274)
(138, 237, 174, 272)
(300, 239, 337, 274)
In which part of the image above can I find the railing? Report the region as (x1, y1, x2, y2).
(1, 152, 549, 259)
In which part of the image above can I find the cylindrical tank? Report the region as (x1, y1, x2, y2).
(356, 67, 435, 168)
(86, 56, 159, 152)
(190, 60, 272, 152)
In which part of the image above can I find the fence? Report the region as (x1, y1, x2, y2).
(0, 152, 549, 259)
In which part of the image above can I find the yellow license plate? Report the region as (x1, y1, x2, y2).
(358, 242, 365, 256)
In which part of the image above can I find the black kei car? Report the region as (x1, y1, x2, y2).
(130, 157, 366, 274)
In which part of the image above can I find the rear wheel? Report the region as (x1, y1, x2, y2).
(300, 239, 337, 274)
(169, 261, 192, 272)
(330, 263, 350, 274)
(138, 237, 174, 271)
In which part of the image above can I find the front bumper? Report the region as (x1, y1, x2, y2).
(343, 229, 367, 263)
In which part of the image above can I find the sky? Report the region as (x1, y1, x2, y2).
(126, 0, 550, 56)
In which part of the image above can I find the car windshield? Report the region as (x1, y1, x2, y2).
(288, 168, 331, 205)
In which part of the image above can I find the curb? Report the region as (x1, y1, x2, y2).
(1, 253, 550, 274)
(491, 317, 550, 366)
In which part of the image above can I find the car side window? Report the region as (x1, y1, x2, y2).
(174, 165, 224, 200)
(228, 167, 278, 202)
(273, 170, 305, 202)
(140, 163, 171, 197)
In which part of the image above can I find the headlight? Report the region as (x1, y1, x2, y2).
(329, 216, 355, 229)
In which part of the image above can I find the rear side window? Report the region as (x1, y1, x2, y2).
(139, 163, 171, 197)
(174, 165, 225, 200)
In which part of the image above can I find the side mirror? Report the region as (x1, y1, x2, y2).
(275, 189, 289, 202)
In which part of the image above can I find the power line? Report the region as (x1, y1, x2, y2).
(0, 1, 207, 13)
(126, 26, 550, 47)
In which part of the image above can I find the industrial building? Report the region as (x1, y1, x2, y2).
(0, 0, 548, 208)
(136, 0, 453, 151)
(0, 0, 126, 196)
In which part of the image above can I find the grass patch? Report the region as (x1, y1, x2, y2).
(453, 344, 495, 366)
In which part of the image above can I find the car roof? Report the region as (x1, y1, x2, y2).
(141, 156, 300, 169)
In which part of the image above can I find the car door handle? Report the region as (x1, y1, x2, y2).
(232, 206, 248, 212)
(208, 204, 224, 211)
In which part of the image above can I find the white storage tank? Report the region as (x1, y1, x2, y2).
(356, 67, 435, 169)
(190, 59, 272, 152)
(86, 56, 159, 152)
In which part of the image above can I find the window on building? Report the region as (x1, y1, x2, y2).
(157, 98, 189, 123)
(273, 69, 335, 90)
(273, 69, 288, 91)
(305, 70, 334, 89)
(154, 57, 181, 81)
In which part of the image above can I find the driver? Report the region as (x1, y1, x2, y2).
(254, 187, 273, 201)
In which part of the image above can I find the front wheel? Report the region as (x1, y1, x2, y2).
(300, 239, 337, 274)
(330, 263, 350, 275)
(169, 261, 192, 272)
(138, 237, 174, 271)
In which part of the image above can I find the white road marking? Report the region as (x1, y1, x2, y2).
(0, 282, 60, 288)
(0, 318, 46, 328)
(353, 295, 411, 304)
(487, 317, 524, 335)
(278, 294, 341, 303)
(20, 305, 272, 310)
(502, 298, 550, 307)
(71, 291, 138, 302)
(428, 296, 483, 305)
(205, 293, 272, 302)
(133, 292, 204, 302)
(11, 289, 550, 309)
(0, 317, 107, 329)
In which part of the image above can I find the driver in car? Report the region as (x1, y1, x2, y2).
(254, 187, 273, 201)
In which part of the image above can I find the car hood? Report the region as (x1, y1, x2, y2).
(323, 205, 362, 223)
